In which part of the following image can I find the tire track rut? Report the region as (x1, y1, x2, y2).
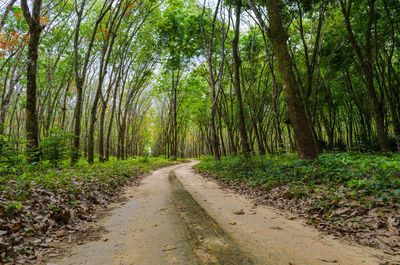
(169, 172, 254, 265)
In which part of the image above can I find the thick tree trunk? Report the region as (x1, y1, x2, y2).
(21, 0, 43, 163)
(248, 0, 319, 159)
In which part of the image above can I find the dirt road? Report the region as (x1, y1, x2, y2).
(50, 162, 394, 265)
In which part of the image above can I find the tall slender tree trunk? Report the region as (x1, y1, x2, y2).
(340, 0, 390, 152)
(106, 84, 118, 161)
(0, 0, 17, 33)
(210, 92, 220, 159)
(98, 99, 107, 162)
(88, 37, 116, 163)
(218, 110, 227, 156)
(232, 0, 251, 157)
(71, 0, 111, 165)
(0, 48, 24, 135)
(88, 83, 103, 163)
(71, 2, 85, 165)
(174, 79, 178, 158)
(202, 0, 222, 160)
(170, 71, 179, 158)
(270, 65, 284, 150)
(72, 77, 83, 164)
(118, 124, 125, 160)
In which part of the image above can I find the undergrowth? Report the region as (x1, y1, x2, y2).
(0, 156, 181, 208)
(196, 152, 400, 206)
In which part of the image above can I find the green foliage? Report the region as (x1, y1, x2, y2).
(157, 0, 203, 70)
(0, 135, 25, 175)
(4, 201, 22, 217)
(39, 127, 73, 166)
(196, 153, 400, 204)
(1, 156, 182, 205)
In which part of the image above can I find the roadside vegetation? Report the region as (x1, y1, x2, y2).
(0, 137, 181, 263)
(196, 153, 400, 254)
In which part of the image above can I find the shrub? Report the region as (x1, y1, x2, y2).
(0, 135, 24, 175)
(196, 152, 400, 204)
(39, 127, 73, 166)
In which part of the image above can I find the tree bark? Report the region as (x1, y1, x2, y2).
(248, 0, 319, 159)
(0, 0, 17, 33)
(71, 0, 111, 165)
(21, 0, 43, 163)
(339, 0, 390, 152)
(232, 0, 251, 157)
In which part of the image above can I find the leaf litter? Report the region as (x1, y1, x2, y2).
(196, 169, 400, 259)
(0, 177, 145, 264)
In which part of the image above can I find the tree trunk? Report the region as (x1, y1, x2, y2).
(248, 0, 319, 159)
(232, 0, 251, 157)
(71, 2, 85, 165)
(72, 77, 83, 164)
(98, 99, 107, 162)
(88, 84, 102, 163)
(21, 0, 43, 163)
(106, 83, 119, 161)
(0, 0, 17, 33)
(340, 0, 390, 152)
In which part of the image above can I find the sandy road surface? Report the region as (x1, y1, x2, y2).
(50, 161, 394, 265)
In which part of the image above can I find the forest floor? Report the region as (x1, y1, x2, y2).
(47, 162, 397, 265)
(0, 157, 182, 264)
(196, 153, 400, 259)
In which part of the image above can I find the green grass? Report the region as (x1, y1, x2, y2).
(196, 152, 400, 208)
(0, 156, 182, 208)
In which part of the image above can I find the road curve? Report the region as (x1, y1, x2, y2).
(49, 161, 393, 265)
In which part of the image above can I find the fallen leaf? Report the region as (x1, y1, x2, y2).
(162, 245, 177, 251)
(388, 217, 399, 236)
(56, 230, 65, 237)
(320, 258, 338, 263)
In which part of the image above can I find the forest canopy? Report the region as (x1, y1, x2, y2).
(0, 0, 400, 164)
